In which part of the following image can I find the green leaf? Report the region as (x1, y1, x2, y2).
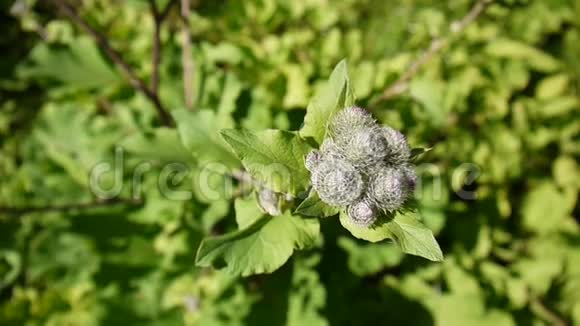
(191, 163, 234, 203)
(287, 254, 327, 326)
(221, 129, 312, 195)
(410, 77, 446, 126)
(521, 182, 575, 234)
(173, 109, 240, 169)
(538, 97, 578, 118)
(300, 59, 355, 144)
(200, 200, 231, 233)
(553, 156, 579, 189)
(294, 190, 339, 217)
(428, 294, 516, 326)
(234, 196, 264, 229)
(0, 250, 21, 290)
(35, 105, 120, 187)
(486, 39, 561, 72)
(196, 212, 320, 276)
(410, 147, 433, 160)
(513, 257, 563, 296)
(339, 211, 394, 243)
(351, 61, 375, 99)
(417, 180, 448, 235)
(386, 212, 444, 262)
(282, 64, 310, 109)
(338, 238, 403, 276)
(202, 42, 245, 65)
(445, 260, 482, 296)
(536, 74, 569, 100)
(341, 208, 444, 261)
(122, 128, 194, 163)
(506, 278, 528, 309)
(17, 36, 118, 90)
(217, 73, 243, 116)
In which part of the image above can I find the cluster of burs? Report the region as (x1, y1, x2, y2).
(305, 107, 417, 227)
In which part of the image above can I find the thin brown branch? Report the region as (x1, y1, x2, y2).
(53, 0, 174, 127)
(530, 298, 568, 326)
(96, 97, 113, 115)
(180, 0, 195, 110)
(371, 0, 494, 105)
(149, 0, 162, 93)
(160, 0, 176, 20)
(0, 197, 143, 216)
(149, 0, 176, 94)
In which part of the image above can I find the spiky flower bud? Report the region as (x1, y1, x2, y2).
(347, 199, 377, 227)
(306, 106, 418, 225)
(400, 163, 418, 192)
(305, 150, 321, 172)
(369, 167, 414, 212)
(339, 127, 388, 168)
(311, 156, 364, 206)
(382, 127, 411, 164)
(329, 106, 375, 139)
(320, 138, 345, 160)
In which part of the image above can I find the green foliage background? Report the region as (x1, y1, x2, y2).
(1, 0, 579, 325)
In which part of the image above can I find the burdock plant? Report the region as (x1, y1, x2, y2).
(305, 107, 417, 227)
(195, 60, 443, 277)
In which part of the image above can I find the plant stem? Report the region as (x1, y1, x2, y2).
(530, 299, 568, 326)
(180, 0, 195, 110)
(371, 0, 494, 105)
(53, 0, 174, 127)
(149, 0, 176, 94)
